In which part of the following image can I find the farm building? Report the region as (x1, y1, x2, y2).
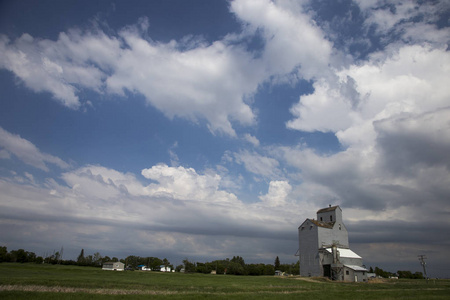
(160, 265, 172, 272)
(102, 261, 125, 271)
(297, 205, 368, 282)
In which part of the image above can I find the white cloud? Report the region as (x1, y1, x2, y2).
(354, 0, 450, 46)
(281, 41, 450, 214)
(106, 29, 262, 136)
(286, 77, 359, 133)
(0, 20, 263, 136)
(243, 133, 260, 147)
(259, 180, 292, 207)
(0, 162, 303, 263)
(0, 127, 69, 171)
(233, 150, 281, 179)
(281, 42, 450, 212)
(62, 165, 144, 200)
(0, 33, 107, 109)
(0, 0, 337, 136)
(231, 0, 333, 80)
(288, 44, 450, 148)
(141, 164, 240, 204)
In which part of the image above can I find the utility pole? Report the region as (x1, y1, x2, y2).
(418, 255, 428, 281)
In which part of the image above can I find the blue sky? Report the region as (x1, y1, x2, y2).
(1, 0, 449, 277)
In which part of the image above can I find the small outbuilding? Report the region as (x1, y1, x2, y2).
(343, 265, 368, 282)
(102, 261, 125, 271)
(160, 265, 171, 272)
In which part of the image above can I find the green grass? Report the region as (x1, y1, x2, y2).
(0, 263, 449, 299)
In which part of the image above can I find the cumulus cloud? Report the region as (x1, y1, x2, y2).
(0, 162, 302, 262)
(231, 0, 333, 80)
(233, 150, 282, 179)
(0, 20, 263, 136)
(243, 133, 260, 147)
(141, 164, 240, 204)
(259, 180, 292, 207)
(1, 0, 449, 275)
(0, 127, 69, 171)
(0, 33, 108, 108)
(354, 0, 450, 45)
(288, 44, 450, 147)
(282, 12, 450, 221)
(0, 0, 339, 136)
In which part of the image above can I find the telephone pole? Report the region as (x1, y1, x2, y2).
(418, 255, 428, 280)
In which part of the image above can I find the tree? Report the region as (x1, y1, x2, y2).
(231, 256, 245, 267)
(125, 255, 141, 269)
(263, 264, 275, 275)
(11, 249, 27, 263)
(146, 257, 163, 270)
(375, 266, 394, 278)
(227, 261, 246, 275)
(0, 246, 8, 262)
(274, 256, 281, 270)
(163, 258, 170, 268)
(35, 256, 44, 264)
(85, 255, 93, 266)
(54, 251, 61, 263)
(183, 258, 196, 273)
(398, 270, 424, 279)
(77, 249, 85, 265)
(93, 252, 102, 267)
(175, 264, 184, 272)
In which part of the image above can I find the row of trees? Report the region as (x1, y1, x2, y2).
(180, 256, 299, 276)
(0, 246, 116, 267)
(0, 246, 42, 264)
(0, 247, 296, 276)
(368, 266, 424, 279)
(1, 246, 423, 278)
(122, 255, 172, 270)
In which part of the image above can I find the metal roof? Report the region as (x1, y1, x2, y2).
(344, 265, 368, 272)
(325, 247, 362, 259)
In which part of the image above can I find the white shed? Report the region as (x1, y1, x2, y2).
(160, 265, 171, 272)
(343, 265, 368, 282)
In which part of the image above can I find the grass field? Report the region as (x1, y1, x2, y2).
(0, 263, 449, 299)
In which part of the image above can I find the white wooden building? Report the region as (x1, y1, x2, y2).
(297, 205, 368, 282)
(102, 261, 125, 271)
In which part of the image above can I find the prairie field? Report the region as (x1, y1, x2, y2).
(0, 263, 449, 299)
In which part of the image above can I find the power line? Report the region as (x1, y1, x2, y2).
(418, 255, 428, 280)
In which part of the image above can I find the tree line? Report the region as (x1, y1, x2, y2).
(0, 246, 297, 275)
(1, 246, 424, 278)
(368, 266, 425, 279)
(181, 256, 299, 276)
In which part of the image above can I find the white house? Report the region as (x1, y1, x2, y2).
(297, 205, 368, 282)
(102, 261, 125, 271)
(160, 265, 171, 272)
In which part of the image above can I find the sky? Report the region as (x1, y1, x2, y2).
(0, 0, 449, 277)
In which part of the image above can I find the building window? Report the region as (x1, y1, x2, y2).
(320, 217, 323, 221)
(339, 224, 341, 230)
(346, 270, 349, 275)
(310, 226, 313, 230)
(330, 215, 333, 222)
